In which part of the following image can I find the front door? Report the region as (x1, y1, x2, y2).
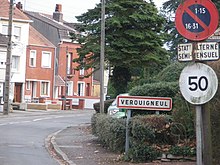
(14, 83, 22, 102)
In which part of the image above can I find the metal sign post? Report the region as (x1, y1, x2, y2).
(125, 109, 131, 153)
(176, 1, 219, 164)
(196, 105, 203, 165)
(179, 63, 218, 165)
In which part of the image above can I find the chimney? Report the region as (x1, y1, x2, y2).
(53, 4, 63, 23)
(16, 2, 23, 10)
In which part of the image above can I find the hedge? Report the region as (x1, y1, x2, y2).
(129, 82, 179, 98)
(91, 114, 196, 162)
(91, 114, 126, 152)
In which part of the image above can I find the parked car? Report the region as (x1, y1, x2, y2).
(107, 93, 128, 118)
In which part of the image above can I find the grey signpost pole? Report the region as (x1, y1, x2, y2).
(125, 109, 131, 153)
(179, 63, 218, 165)
(175, 1, 219, 164)
(196, 105, 203, 165)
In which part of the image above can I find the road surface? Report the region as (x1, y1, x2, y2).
(0, 110, 94, 165)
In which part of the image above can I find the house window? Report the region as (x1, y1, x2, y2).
(0, 83, 4, 96)
(67, 81, 73, 96)
(67, 53, 72, 74)
(41, 51, 51, 68)
(40, 81, 50, 96)
(14, 26, 21, 41)
(78, 82, 85, 96)
(2, 25, 8, 35)
(79, 68, 84, 76)
(2, 25, 21, 41)
(26, 81, 31, 90)
(30, 50, 36, 67)
(0, 51, 6, 68)
(12, 55, 20, 72)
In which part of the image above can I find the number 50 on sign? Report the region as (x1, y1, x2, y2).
(179, 63, 218, 105)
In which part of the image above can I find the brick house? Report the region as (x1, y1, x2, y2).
(25, 26, 56, 102)
(24, 4, 93, 100)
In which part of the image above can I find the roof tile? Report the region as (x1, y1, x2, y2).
(29, 26, 55, 47)
(0, 0, 30, 21)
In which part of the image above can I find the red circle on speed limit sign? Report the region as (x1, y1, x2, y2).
(175, 0, 219, 41)
(179, 63, 218, 105)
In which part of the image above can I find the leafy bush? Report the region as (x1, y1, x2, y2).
(126, 144, 161, 162)
(130, 115, 174, 145)
(171, 94, 195, 141)
(91, 114, 126, 152)
(92, 113, 196, 163)
(207, 61, 220, 165)
(155, 62, 187, 82)
(129, 82, 179, 98)
(170, 145, 196, 157)
(93, 99, 115, 114)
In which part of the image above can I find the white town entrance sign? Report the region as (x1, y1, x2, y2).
(117, 96, 172, 111)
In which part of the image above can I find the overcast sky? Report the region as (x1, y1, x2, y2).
(14, 0, 167, 22)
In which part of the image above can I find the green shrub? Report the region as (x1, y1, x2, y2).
(169, 145, 196, 157)
(91, 113, 195, 163)
(171, 94, 195, 141)
(129, 82, 179, 98)
(126, 144, 161, 162)
(93, 99, 115, 114)
(155, 62, 187, 82)
(207, 61, 220, 165)
(130, 115, 174, 145)
(91, 114, 126, 152)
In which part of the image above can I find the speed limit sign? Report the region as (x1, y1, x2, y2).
(179, 63, 218, 105)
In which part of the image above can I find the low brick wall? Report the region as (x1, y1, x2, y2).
(27, 103, 47, 110)
(47, 104, 62, 110)
(27, 103, 61, 110)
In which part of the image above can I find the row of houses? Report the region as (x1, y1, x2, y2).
(0, 0, 104, 108)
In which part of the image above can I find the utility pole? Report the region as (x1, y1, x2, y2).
(100, 0, 105, 113)
(3, 0, 14, 115)
(63, 46, 69, 110)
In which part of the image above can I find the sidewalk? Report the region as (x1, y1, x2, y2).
(49, 125, 196, 165)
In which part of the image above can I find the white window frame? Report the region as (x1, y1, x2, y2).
(79, 68, 85, 76)
(29, 50, 37, 67)
(67, 53, 72, 75)
(0, 51, 6, 68)
(41, 51, 51, 68)
(77, 81, 85, 96)
(2, 25, 8, 35)
(13, 26, 21, 41)
(11, 55, 20, 72)
(26, 81, 31, 90)
(0, 83, 4, 97)
(2, 25, 21, 41)
(40, 81, 50, 97)
(67, 81, 73, 96)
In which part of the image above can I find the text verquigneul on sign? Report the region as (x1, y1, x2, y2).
(178, 42, 219, 61)
(117, 96, 172, 111)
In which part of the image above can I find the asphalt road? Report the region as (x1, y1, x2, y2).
(0, 109, 94, 165)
